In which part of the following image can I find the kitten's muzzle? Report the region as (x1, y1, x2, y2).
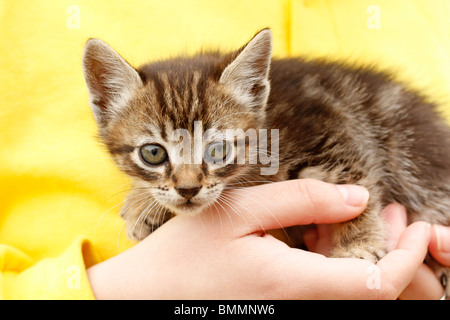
(175, 186, 202, 200)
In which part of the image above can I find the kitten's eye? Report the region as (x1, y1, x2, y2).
(204, 141, 231, 163)
(140, 144, 168, 165)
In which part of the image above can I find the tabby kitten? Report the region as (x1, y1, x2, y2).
(82, 29, 450, 293)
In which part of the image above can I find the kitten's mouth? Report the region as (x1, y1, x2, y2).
(169, 200, 206, 215)
(178, 201, 201, 209)
(156, 186, 223, 216)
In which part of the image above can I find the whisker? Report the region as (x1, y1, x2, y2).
(114, 191, 154, 236)
(151, 201, 168, 233)
(219, 191, 265, 233)
(106, 186, 160, 200)
(222, 188, 289, 240)
(211, 201, 224, 236)
(118, 191, 154, 218)
(106, 186, 146, 200)
(225, 180, 275, 186)
(93, 190, 151, 246)
(217, 193, 252, 232)
(214, 195, 235, 233)
(137, 198, 159, 238)
(107, 180, 133, 195)
(117, 196, 155, 251)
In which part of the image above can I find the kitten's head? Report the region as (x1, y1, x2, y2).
(82, 29, 272, 215)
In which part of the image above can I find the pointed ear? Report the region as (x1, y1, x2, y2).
(219, 29, 272, 109)
(82, 39, 143, 125)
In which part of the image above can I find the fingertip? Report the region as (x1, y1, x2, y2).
(382, 203, 407, 225)
(396, 221, 431, 254)
(430, 225, 450, 266)
(303, 228, 318, 251)
(336, 184, 370, 208)
(376, 221, 431, 299)
(431, 225, 450, 252)
(382, 203, 408, 251)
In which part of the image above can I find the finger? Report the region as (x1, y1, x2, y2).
(276, 249, 377, 299)
(382, 203, 407, 251)
(283, 222, 430, 299)
(303, 224, 333, 256)
(383, 208, 447, 299)
(215, 179, 369, 235)
(315, 224, 333, 256)
(376, 221, 431, 299)
(303, 227, 318, 251)
(398, 264, 445, 300)
(429, 225, 450, 266)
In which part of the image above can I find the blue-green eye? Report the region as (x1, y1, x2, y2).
(140, 144, 168, 165)
(204, 141, 231, 163)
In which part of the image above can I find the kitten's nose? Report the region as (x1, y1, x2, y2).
(175, 186, 202, 200)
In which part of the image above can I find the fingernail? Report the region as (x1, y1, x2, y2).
(433, 225, 450, 253)
(336, 185, 370, 207)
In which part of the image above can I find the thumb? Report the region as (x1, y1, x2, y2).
(429, 225, 450, 267)
(215, 179, 369, 236)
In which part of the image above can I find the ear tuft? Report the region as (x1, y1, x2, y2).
(82, 39, 143, 125)
(220, 29, 273, 109)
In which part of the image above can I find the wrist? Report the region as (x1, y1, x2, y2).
(86, 256, 123, 299)
(86, 239, 167, 299)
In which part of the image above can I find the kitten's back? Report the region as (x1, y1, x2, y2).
(267, 57, 450, 223)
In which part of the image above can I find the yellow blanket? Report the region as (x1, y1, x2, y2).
(0, 0, 449, 299)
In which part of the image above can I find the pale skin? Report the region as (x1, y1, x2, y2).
(87, 179, 449, 299)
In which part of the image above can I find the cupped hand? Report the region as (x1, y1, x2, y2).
(383, 204, 449, 299)
(305, 203, 447, 299)
(87, 179, 431, 299)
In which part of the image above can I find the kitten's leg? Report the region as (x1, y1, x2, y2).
(330, 196, 387, 263)
(296, 168, 388, 262)
(120, 188, 170, 241)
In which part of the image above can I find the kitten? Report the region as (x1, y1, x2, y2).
(82, 29, 450, 294)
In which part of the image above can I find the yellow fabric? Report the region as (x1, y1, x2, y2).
(0, 0, 448, 299)
(291, 0, 450, 120)
(1, 237, 97, 299)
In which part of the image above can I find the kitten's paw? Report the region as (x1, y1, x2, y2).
(331, 245, 387, 264)
(126, 221, 153, 241)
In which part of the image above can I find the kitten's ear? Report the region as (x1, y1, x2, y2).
(82, 39, 143, 125)
(220, 29, 272, 109)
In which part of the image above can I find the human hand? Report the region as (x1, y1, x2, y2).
(87, 179, 431, 299)
(383, 204, 449, 300)
(304, 203, 447, 299)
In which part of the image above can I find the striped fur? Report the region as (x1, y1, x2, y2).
(83, 29, 450, 292)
